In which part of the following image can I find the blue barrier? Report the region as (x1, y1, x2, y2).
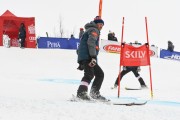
(37, 37, 80, 49)
(160, 49, 180, 61)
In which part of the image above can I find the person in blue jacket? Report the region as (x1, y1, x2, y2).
(76, 16, 107, 101)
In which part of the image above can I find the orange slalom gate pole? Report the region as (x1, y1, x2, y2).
(145, 17, 153, 99)
(118, 17, 125, 98)
(98, 0, 103, 18)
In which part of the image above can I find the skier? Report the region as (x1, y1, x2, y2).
(112, 41, 147, 89)
(76, 16, 107, 101)
(112, 66, 147, 89)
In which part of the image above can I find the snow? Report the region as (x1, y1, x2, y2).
(0, 47, 180, 120)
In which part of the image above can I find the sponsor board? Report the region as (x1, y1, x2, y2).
(160, 49, 180, 61)
(100, 40, 158, 57)
(103, 44, 120, 53)
(37, 37, 80, 49)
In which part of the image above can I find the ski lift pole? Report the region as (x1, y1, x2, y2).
(145, 17, 153, 99)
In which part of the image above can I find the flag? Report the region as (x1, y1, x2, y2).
(120, 44, 150, 66)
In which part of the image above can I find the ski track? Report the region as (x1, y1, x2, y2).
(38, 78, 180, 107)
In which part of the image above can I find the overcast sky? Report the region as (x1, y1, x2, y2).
(1, 0, 180, 50)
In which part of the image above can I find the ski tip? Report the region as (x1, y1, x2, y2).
(125, 87, 142, 90)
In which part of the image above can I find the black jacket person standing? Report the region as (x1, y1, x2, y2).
(167, 40, 174, 52)
(18, 23, 26, 48)
(76, 16, 107, 101)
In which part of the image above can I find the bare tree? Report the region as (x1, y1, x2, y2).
(58, 15, 64, 38)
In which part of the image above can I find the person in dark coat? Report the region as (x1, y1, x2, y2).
(76, 16, 107, 101)
(108, 31, 114, 40)
(70, 34, 75, 39)
(18, 23, 26, 48)
(108, 32, 118, 41)
(167, 40, 174, 52)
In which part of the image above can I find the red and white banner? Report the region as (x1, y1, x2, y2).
(120, 44, 150, 66)
(100, 40, 120, 53)
(100, 40, 158, 57)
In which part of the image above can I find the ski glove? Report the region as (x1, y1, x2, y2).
(123, 66, 126, 71)
(137, 67, 141, 72)
(77, 63, 84, 71)
(89, 58, 96, 67)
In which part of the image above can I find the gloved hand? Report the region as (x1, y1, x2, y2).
(123, 66, 126, 71)
(77, 63, 84, 71)
(137, 67, 141, 72)
(121, 42, 125, 45)
(145, 43, 149, 46)
(88, 58, 96, 67)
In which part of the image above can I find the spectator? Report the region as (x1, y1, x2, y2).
(108, 31, 113, 40)
(46, 32, 49, 37)
(167, 40, 174, 52)
(134, 40, 142, 45)
(79, 28, 84, 39)
(108, 31, 118, 41)
(18, 23, 26, 48)
(112, 32, 118, 41)
(70, 34, 75, 39)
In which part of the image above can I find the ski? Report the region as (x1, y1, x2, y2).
(125, 87, 142, 90)
(69, 94, 110, 103)
(69, 94, 147, 106)
(113, 101, 147, 106)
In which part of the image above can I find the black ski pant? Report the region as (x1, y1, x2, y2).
(20, 37, 25, 47)
(77, 61, 104, 93)
(115, 69, 140, 85)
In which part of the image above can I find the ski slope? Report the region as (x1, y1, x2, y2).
(0, 47, 180, 120)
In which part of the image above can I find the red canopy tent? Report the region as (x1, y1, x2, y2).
(0, 10, 36, 48)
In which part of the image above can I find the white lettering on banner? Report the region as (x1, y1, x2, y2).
(28, 24, 35, 34)
(47, 41, 61, 48)
(29, 37, 36, 40)
(125, 51, 146, 58)
(108, 46, 120, 51)
(77, 43, 80, 49)
(171, 54, 180, 60)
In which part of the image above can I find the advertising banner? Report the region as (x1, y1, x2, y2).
(37, 37, 80, 49)
(120, 44, 150, 66)
(100, 40, 120, 53)
(160, 49, 180, 61)
(100, 40, 158, 57)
